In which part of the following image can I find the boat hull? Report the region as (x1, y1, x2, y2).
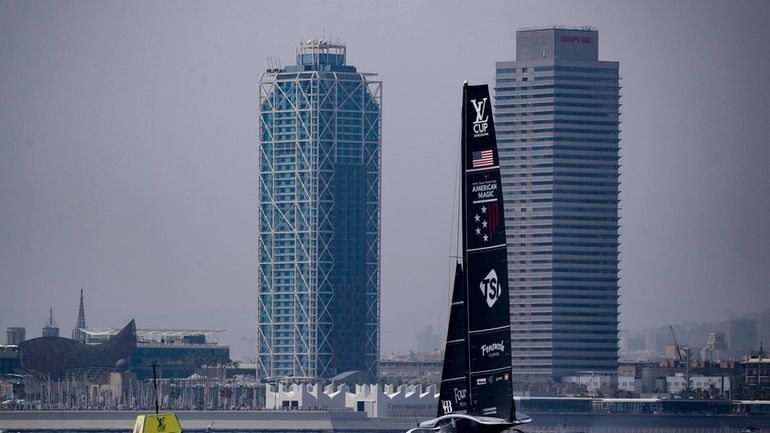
(407, 413, 532, 433)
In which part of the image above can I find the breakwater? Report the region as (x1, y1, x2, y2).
(2, 410, 770, 432)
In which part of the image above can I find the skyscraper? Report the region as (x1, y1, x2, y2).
(6, 327, 25, 345)
(728, 318, 758, 356)
(257, 40, 381, 382)
(494, 28, 620, 382)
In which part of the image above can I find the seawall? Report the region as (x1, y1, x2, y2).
(2, 410, 770, 431)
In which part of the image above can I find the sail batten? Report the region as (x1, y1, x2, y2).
(469, 325, 511, 334)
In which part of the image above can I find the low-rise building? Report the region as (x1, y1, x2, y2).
(562, 371, 618, 396)
(0, 345, 21, 376)
(666, 373, 731, 397)
(743, 354, 770, 386)
(265, 382, 437, 417)
(617, 375, 641, 395)
(82, 327, 231, 380)
(379, 360, 441, 385)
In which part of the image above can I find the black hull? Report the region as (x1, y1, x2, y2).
(407, 413, 532, 433)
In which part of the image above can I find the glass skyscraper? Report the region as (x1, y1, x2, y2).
(258, 40, 381, 382)
(494, 28, 620, 382)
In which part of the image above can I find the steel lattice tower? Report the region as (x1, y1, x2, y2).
(257, 40, 381, 383)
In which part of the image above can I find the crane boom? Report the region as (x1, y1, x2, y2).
(669, 325, 684, 362)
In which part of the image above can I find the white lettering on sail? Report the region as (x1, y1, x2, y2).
(471, 180, 497, 200)
(471, 98, 489, 137)
(442, 399, 453, 414)
(453, 388, 466, 403)
(481, 341, 505, 357)
(479, 269, 501, 308)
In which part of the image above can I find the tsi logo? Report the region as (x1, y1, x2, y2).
(471, 98, 489, 136)
(479, 269, 501, 308)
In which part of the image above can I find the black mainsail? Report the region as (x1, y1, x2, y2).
(437, 263, 468, 416)
(412, 83, 528, 433)
(460, 83, 514, 421)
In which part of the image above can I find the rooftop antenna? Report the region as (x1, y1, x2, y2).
(46, 307, 57, 327)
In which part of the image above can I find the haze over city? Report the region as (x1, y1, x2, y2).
(1, 0, 769, 361)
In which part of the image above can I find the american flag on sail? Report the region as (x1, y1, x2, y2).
(472, 149, 494, 168)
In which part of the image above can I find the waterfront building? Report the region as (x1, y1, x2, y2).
(379, 359, 442, 385)
(494, 28, 621, 383)
(258, 40, 381, 383)
(743, 354, 770, 387)
(0, 344, 21, 375)
(265, 382, 436, 417)
(19, 320, 136, 380)
(81, 326, 230, 380)
(562, 370, 618, 396)
(666, 374, 731, 397)
(41, 307, 59, 337)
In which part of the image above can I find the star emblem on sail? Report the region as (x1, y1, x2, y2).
(473, 202, 501, 242)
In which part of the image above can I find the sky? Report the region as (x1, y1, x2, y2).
(1, 0, 769, 361)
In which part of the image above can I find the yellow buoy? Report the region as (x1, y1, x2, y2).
(132, 413, 183, 433)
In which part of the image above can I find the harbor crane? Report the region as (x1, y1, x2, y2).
(669, 325, 692, 393)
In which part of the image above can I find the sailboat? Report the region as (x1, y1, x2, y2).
(408, 83, 532, 433)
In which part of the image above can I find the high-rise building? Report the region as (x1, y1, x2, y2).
(706, 331, 728, 350)
(258, 40, 381, 383)
(494, 28, 621, 382)
(728, 318, 757, 355)
(6, 327, 25, 345)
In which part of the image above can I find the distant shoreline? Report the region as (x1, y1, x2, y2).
(2, 410, 770, 431)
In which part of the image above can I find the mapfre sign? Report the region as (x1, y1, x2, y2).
(560, 35, 593, 44)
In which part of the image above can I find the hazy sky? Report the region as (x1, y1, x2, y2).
(1, 0, 769, 360)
